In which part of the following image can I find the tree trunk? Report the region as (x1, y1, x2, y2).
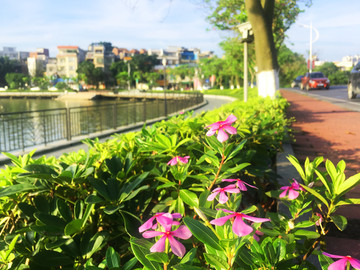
(245, 0, 279, 98)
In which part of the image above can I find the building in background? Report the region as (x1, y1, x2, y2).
(27, 48, 49, 77)
(86, 42, 114, 70)
(56, 46, 86, 78)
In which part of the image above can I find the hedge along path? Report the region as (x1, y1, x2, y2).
(280, 89, 360, 257)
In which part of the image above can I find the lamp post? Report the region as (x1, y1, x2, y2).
(162, 58, 167, 116)
(124, 56, 132, 91)
(237, 21, 253, 102)
(299, 22, 319, 73)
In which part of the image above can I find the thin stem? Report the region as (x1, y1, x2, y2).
(208, 153, 226, 191)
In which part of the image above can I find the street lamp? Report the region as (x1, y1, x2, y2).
(124, 56, 132, 91)
(162, 58, 167, 116)
(299, 22, 319, 73)
(237, 21, 254, 102)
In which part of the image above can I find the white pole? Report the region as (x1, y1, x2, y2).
(309, 22, 313, 73)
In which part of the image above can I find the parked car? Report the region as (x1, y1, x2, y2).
(348, 62, 360, 99)
(300, 72, 330, 90)
(291, 75, 304, 88)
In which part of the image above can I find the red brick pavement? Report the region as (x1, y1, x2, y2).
(280, 89, 360, 258)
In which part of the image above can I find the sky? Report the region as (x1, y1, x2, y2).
(0, 0, 359, 62)
(285, 0, 360, 62)
(0, 0, 224, 57)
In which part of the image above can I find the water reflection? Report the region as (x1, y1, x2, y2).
(0, 98, 121, 113)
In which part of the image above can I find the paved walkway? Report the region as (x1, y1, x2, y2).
(280, 89, 360, 258)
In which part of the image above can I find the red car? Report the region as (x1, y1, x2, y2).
(300, 72, 330, 90)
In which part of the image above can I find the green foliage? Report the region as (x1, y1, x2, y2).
(2, 93, 358, 269)
(278, 45, 308, 87)
(314, 62, 350, 85)
(5, 73, 29, 89)
(55, 81, 69, 90)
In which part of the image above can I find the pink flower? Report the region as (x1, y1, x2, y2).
(279, 179, 304, 200)
(205, 114, 237, 143)
(207, 184, 240, 204)
(323, 252, 360, 270)
(142, 217, 192, 258)
(139, 212, 182, 233)
(210, 209, 270, 237)
(315, 213, 323, 226)
(222, 179, 258, 191)
(253, 230, 264, 242)
(167, 156, 190, 166)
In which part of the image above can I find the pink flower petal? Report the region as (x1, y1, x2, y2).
(205, 122, 220, 129)
(167, 157, 178, 166)
(223, 126, 237, 135)
(207, 192, 219, 202)
(139, 216, 155, 232)
(222, 179, 236, 183)
(349, 257, 360, 269)
(142, 230, 164, 238)
(224, 114, 237, 124)
(218, 191, 229, 204)
(288, 189, 299, 200)
(242, 214, 270, 224)
(221, 209, 236, 214)
(233, 216, 253, 236)
(171, 213, 182, 219)
(178, 156, 189, 164)
(150, 235, 166, 253)
(279, 189, 288, 198)
(168, 235, 186, 258)
(172, 225, 192, 239)
(217, 129, 229, 143)
(206, 129, 217, 136)
(210, 215, 233, 226)
(323, 252, 346, 259)
(328, 258, 348, 270)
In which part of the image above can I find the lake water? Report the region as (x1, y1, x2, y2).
(0, 98, 120, 113)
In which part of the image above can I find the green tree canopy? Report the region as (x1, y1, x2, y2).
(278, 45, 307, 86)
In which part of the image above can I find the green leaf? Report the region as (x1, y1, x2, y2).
(105, 157, 123, 176)
(32, 250, 74, 267)
(273, 238, 286, 262)
(64, 219, 83, 236)
(331, 215, 347, 231)
(225, 139, 247, 161)
(34, 213, 66, 231)
(85, 194, 104, 204)
(293, 229, 320, 239)
(336, 198, 360, 206)
(57, 198, 73, 222)
(300, 184, 329, 208)
(172, 265, 203, 270)
(18, 202, 37, 218)
(287, 155, 305, 180)
(295, 220, 316, 228)
(145, 252, 168, 263)
(84, 232, 109, 259)
(336, 172, 360, 197)
(183, 217, 223, 251)
(0, 183, 46, 198)
(130, 238, 161, 270)
(315, 169, 332, 195)
(105, 247, 121, 268)
(122, 185, 149, 202)
(179, 247, 197, 265)
(179, 189, 199, 207)
(122, 257, 137, 270)
(204, 253, 229, 270)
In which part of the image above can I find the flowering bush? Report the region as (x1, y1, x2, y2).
(1, 97, 360, 269)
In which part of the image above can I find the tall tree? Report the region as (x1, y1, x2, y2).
(206, 0, 311, 98)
